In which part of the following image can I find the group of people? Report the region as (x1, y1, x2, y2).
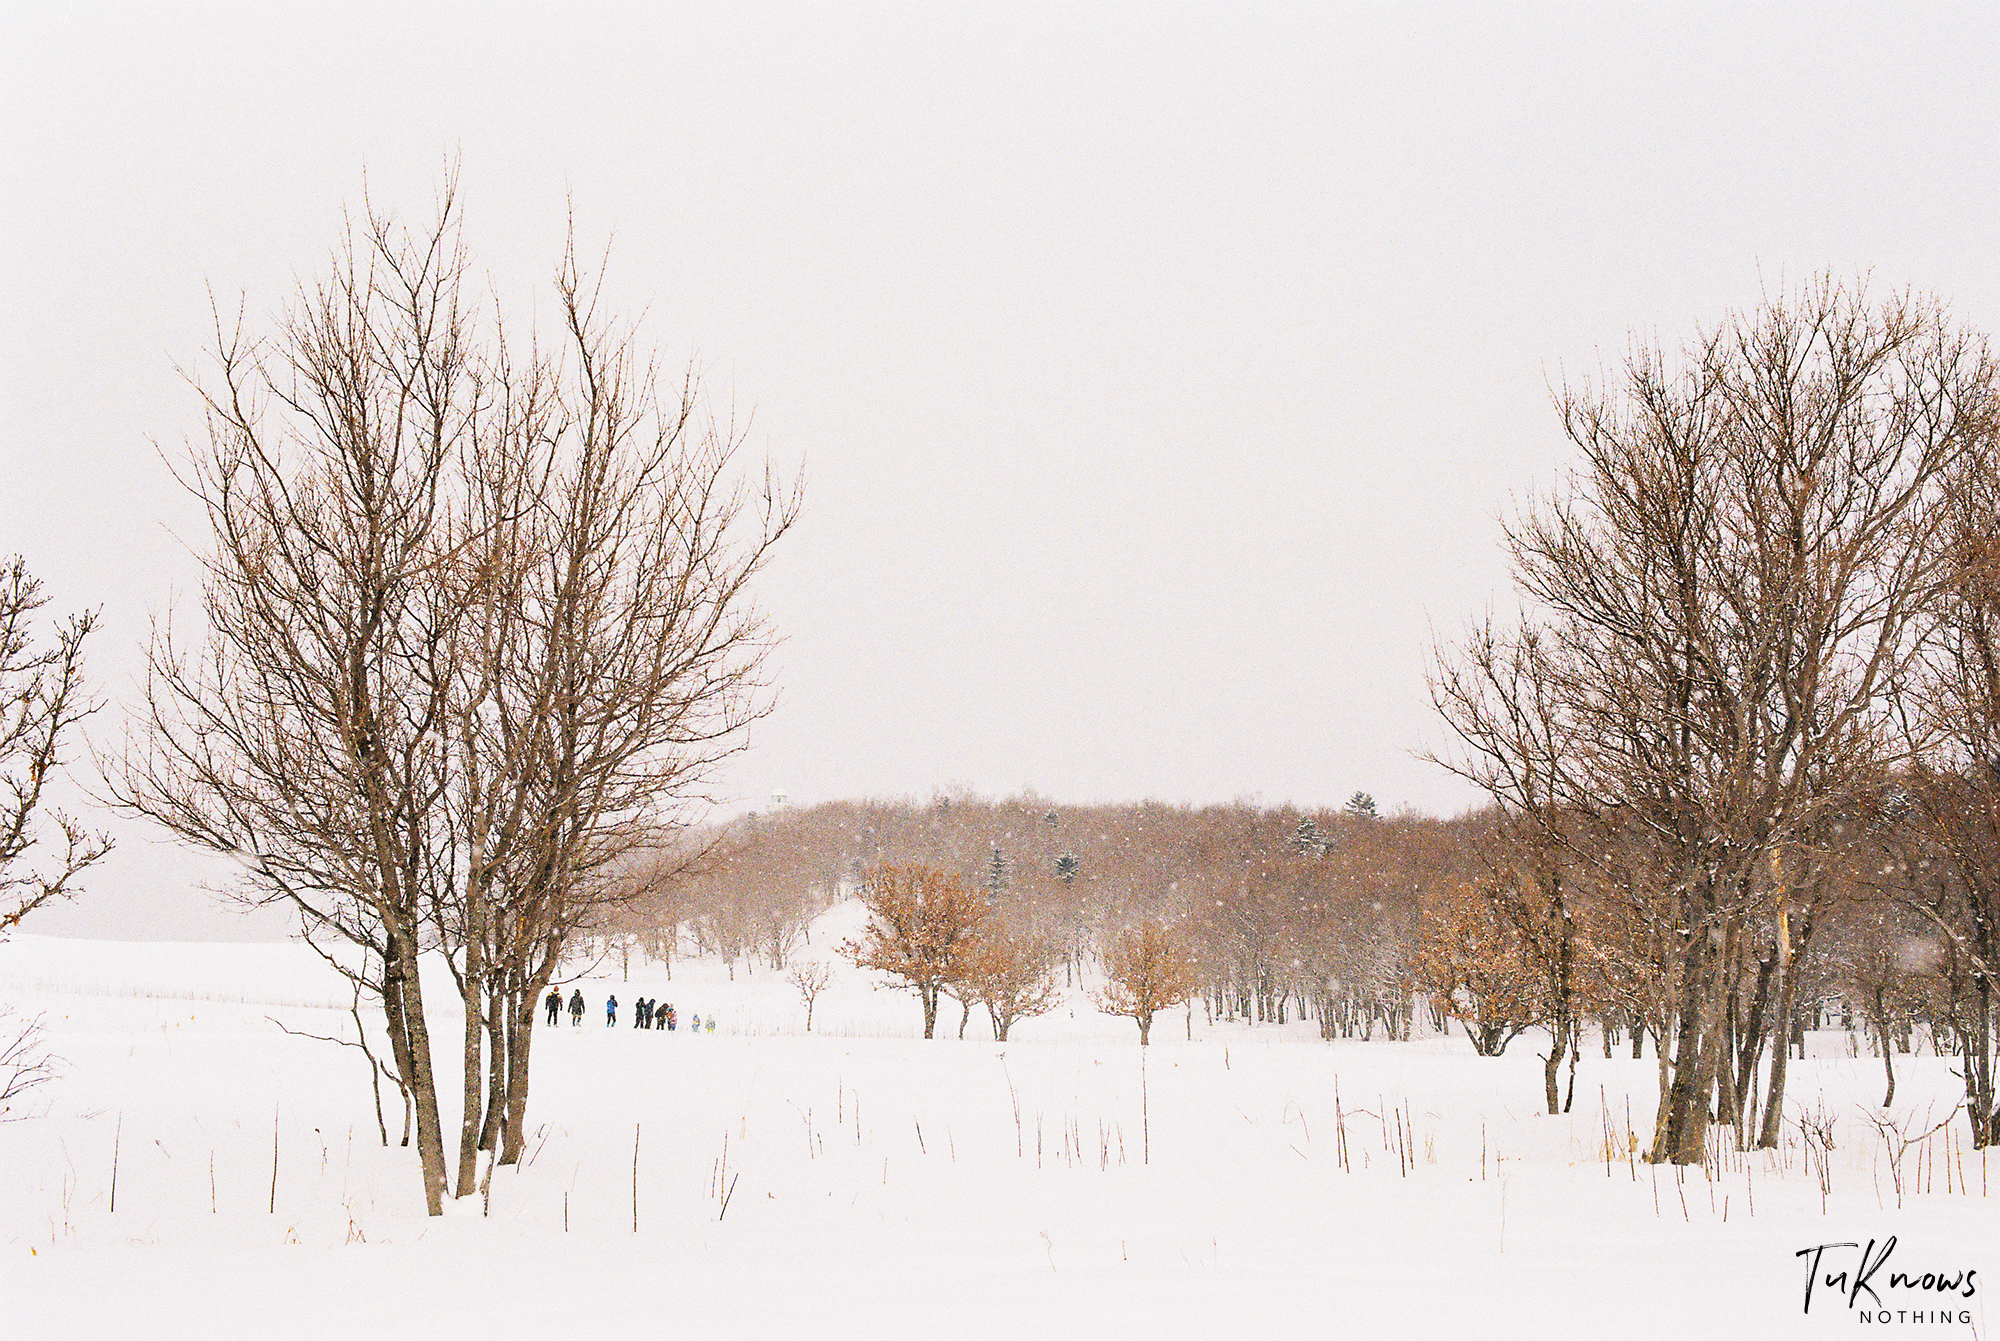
(542, 987, 716, 1033)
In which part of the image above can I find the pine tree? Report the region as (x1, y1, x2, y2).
(984, 846, 1010, 906)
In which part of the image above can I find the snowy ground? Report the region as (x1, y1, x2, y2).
(0, 904, 1990, 1339)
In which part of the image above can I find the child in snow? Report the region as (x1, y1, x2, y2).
(705, 1016, 716, 1034)
(568, 989, 585, 1027)
(605, 994, 618, 1027)
(690, 1013, 700, 1033)
(663, 1004, 676, 1031)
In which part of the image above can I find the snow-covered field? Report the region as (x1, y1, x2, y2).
(1, 904, 1990, 1339)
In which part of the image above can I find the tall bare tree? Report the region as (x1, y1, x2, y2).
(439, 249, 794, 1188)
(1897, 434, 2000, 1144)
(1429, 626, 1593, 1109)
(117, 178, 795, 1212)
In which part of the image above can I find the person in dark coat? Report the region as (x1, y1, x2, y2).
(605, 994, 618, 1027)
(636, 998, 651, 1029)
(545, 987, 562, 1027)
(568, 989, 585, 1027)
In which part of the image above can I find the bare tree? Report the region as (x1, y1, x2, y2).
(116, 177, 795, 1212)
(1428, 631, 1592, 1107)
(1434, 278, 1995, 1160)
(438, 251, 794, 1186)
(787, 959, 834, 1032)
(0, 558, 110, 936)
(0, 1009, 56, 1120)
(1896, 441, 2000, 1144)
(116, 194, 470, 1211)
(0, 558, 106, 1121)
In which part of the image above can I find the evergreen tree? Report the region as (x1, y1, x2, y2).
(984, 846, 1010, 906)
(1291, 817, 1325, 856)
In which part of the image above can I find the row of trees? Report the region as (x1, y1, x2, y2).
(842, 864, 1201, 1045)
(613, 773, 1995, 1141)
(1430, 279, 2000, 1158)
(1404, 811, 1982, 1119)
(610, 792, 1469, 1040)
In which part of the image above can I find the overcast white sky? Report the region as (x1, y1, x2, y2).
(5, 4, 1998, 937)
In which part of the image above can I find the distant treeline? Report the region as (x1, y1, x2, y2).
(600, 790, 1983, 1104)
(604, 791, 1481, 1041)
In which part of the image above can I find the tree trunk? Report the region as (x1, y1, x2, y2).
(1543, 1035, 1565, 1115)
(1137, 1010, 1153, 1046)
(455, 948, 487, 1198)
(1757, 923, 1799, 1148)
(1732, 945, 1776, 1122)
(1873, 985, 1897, 1108)
(1544, 897, 1574, 1115)
(1652, 928, 1714, 1165)
(1711, 926, 1741, 1136)
(382, 924, 450, 1214)
(477, 993, 506, 1154)
(1965, 973, 1994, 1147)
(499, 987, 537, 1165)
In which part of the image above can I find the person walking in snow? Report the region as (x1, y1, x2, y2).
(568, 989, 584, 1027)
(636, 998, 651, 1029)
(545, 987, 562, 1027)
(606, 994, 618, 1027)
(690, 1013, 700, 1033)
(705, 1016, 716, 1034)
(663, 1004, 676, 1031)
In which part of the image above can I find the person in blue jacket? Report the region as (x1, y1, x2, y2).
(605, 994, 618, 1027)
